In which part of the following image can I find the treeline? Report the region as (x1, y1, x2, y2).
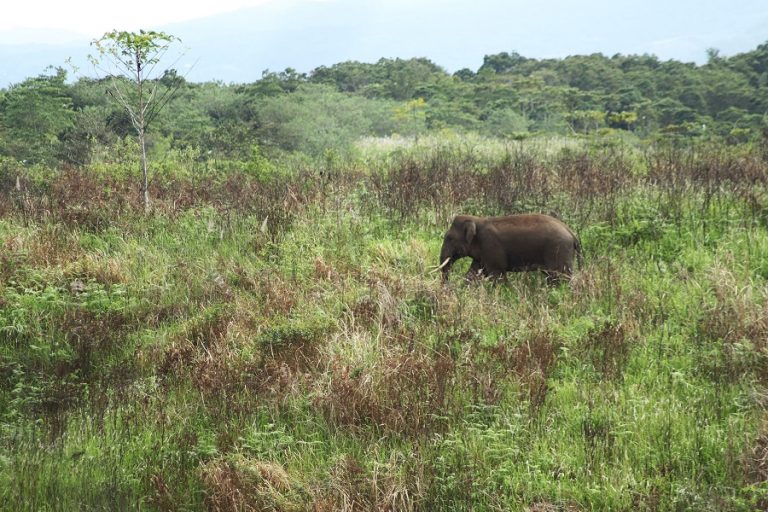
(1, 42, 768, 167)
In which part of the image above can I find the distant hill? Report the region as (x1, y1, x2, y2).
(1, 0, 767, 86)
(0, 41, 87, 86)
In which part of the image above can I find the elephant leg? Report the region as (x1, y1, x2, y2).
(544, 247, 574, 286)
(545, 270, 562, 286)
(479, 260, 508, 284)
(544, 266, 572, 286)
(483, 265, 507, 284)
(465, 259, 485, 282)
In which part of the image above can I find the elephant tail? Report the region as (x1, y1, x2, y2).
(574, 236, 583, 270)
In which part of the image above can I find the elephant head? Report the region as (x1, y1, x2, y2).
(438, 215, 479, 280)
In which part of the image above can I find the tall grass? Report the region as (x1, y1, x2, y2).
(1, 136, 767, 510)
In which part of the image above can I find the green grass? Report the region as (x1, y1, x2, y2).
(1, 139, 767, 510)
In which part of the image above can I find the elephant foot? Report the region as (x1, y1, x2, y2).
(464, 268, 485, 283)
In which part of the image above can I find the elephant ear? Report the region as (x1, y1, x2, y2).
(464, 220, 477, 244)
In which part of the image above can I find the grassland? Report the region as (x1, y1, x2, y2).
(1, 136, 767, 510)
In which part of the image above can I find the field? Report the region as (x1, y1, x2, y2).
(1, 136, 767, 510)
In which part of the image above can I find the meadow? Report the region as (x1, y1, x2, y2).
(1, 135, 767, 511)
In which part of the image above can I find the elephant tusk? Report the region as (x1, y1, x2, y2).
(430, 257, 451, 273)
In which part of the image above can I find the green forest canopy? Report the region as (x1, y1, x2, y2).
(2, 42, 768, 166)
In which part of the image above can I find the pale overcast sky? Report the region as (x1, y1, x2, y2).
(1, 0, 767, 84)
(3, 0, 766, 44)
(0, 0, 275, 38)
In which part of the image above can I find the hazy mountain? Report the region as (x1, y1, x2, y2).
(1, 0, 767, 86)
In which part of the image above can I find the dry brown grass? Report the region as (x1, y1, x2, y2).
(579, 321, 631, 380)
(1, 168, 320, 240)
(60, 307, 131, 368)
(311, 455, 422, 512)
(526, 502, 581, 512)
(201, 456, 300, 512)
(147, 472, 178, 512)
(311, 271, 459, 436)
(743, 414, 768, 510)
(648, 145, 768, 192)
(0, 225, 85, 281)
(48, 170, 135, 230)
(156, 305, 238, 390)
(466, 329, 559, 409)
(697, 264, 768, 384)
(248, 323, 326, 394)
(314, 344, 455, 436)
(64, 254, 129, 288)
(155, 298, 326, 417)
(253, 273, 301, 317)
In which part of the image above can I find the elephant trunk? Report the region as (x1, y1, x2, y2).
(438, 246, 455, 280)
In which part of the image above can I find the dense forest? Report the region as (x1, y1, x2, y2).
(2, 43, 768, 168)
(2, 41, 768, 511)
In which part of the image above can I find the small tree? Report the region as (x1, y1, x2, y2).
(0, 67, 75, 165)
(393, 98, 427, 141)
(90, 30, 182, 210)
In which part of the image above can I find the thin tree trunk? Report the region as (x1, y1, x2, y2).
(136, 49, 150, 213)
(139, 127, 150, 212)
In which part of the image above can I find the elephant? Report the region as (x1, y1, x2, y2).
(436, 213, 582, 284)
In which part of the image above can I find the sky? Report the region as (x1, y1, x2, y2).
(1, 0, 767, 84)
(0, 0, 276, 39)
(3, 0, 766, 45)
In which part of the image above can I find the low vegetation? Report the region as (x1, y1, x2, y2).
(1, 135, 767, 510)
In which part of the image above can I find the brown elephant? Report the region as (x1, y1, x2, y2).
(437, 213, 582, 283)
